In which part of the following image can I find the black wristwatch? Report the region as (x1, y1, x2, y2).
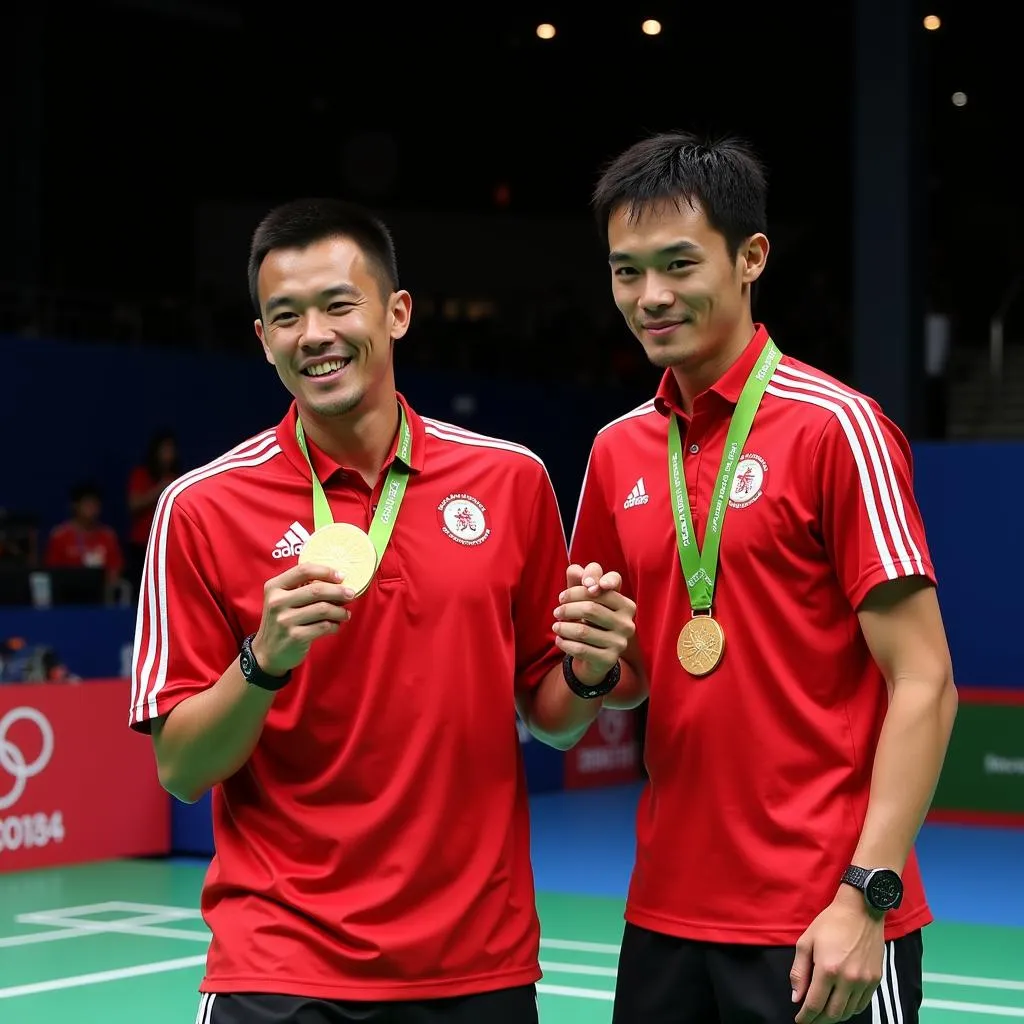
(562, 654, 621, 700)
(841, 865, 904, 912)
(239, 634, 292, 691)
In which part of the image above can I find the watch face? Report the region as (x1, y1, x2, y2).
(867, 870, 903, 910)
(239, 647, 254, 679)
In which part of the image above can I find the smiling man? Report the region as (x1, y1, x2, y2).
(127, 198, 637, 1024)
(569, 132, 958, 1024)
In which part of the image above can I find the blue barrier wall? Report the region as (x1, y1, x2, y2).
(1, 333, 1021, 690)
(0, 333, 637, 544)
(0, 606, 134, 679)
(911, 442, 1023, 690)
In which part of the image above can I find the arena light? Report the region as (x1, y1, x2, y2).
(923, 14, 941, 30)
(951, 91, 967, 107)
(642, 19, 662, 35)
(536, 23, 556, 40)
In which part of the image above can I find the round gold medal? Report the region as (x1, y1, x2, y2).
(298, 522, 378, 596)
(676, 615, 725, 677)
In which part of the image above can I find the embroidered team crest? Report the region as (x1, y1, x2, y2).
(437, 493, 491, 546)
(729, 454, 768, 509)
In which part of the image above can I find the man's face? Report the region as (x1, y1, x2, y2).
(254, 236, 411, 421)
(607, 198, 764, 372)
(75, 495, 100, 525)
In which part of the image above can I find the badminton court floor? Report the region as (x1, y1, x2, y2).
(1, 784, 1021, 1022)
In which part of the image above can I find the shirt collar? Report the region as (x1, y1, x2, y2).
(276, 391, 426, 483)
(653, 324, 772, 417)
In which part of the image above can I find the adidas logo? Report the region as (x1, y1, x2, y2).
(623, 477, 650, 509)
(272, 521, 311, 558)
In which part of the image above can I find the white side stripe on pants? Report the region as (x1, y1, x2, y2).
(194, 992, 217, 1024)
(872, 941, 905, 1024)
(888, 942, 905, 1024)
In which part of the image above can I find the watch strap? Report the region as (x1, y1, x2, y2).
(562, 654, 621, 699)
(240, 633, 291, 691)
(841, 865, 871, 891)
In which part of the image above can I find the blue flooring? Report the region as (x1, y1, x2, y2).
(914, 822, 1024, 928)
(529, 782, 1024, 930)
(529, 783, 640, 898)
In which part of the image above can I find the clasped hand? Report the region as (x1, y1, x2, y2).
(553, 561, 636, 685)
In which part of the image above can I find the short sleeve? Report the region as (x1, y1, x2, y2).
(128, 500, 238, 732)
(814, 401, 937, 609)
(568, 440, 635, 604)
(513, 462, 570, 693)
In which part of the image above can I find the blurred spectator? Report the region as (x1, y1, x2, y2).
(0, 636, 79, 684)
(126, 429, 181, 587)
(44, 481, 125, 589)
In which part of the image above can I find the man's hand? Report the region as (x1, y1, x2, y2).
(251, 563, 356, 677)
(790, 889, 886, 1023)
(553, 561, 636, 685)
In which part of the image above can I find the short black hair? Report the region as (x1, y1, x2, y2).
(247, 198, 400, 315)
(591, 131, 768, 260)
(70, 481, 101, 504)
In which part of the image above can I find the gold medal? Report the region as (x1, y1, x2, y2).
(298, 522, 378, 596)
(677, 615, 725, 676)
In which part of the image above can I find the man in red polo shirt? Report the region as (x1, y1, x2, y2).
(128, 198, 636, 1024)
(570, 132, 958, 1024)
(45, 481, 124, 589)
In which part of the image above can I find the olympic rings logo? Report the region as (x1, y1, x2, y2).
(0, 707, 54, 812)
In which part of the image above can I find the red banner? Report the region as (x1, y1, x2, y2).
(563, 707, 641, 789)
(0, 678, 169, 872)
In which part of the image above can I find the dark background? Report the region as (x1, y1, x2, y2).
(1, 0, 1022, 693)
(2, 0, 1020, 392)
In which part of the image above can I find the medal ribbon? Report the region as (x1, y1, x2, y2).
(294, 403, 413, 561)
(667, 338, 782, 614)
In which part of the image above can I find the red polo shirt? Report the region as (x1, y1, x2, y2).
(129, 394, 567, 1000)
(570, 326, 936, 945)
(45, 521, 124, 579)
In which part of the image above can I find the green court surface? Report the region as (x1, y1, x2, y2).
(0, 860, 1022, 1022)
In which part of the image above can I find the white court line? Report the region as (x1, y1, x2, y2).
(0, 955, 208, 1000)
(540, 944, 1024, 994)
(3, 905, 1024, 1016)
(30, 921, 208, 943)
(17, 901, 202, 921)
(536, 986, 1024, 1016)
(18, 911, 204, 931)
(922, 1000, 1024, 1018)
(540, 960, 617, 978)
(540, 938, 618, 954)
(0, 928, 92, 949)
(0, 920, 209, 948)
(539, 941, 1024, 995)
(537, 983, 613, 1002)
(926, 973, 1024, 993)
(0, 902, 209, 948)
